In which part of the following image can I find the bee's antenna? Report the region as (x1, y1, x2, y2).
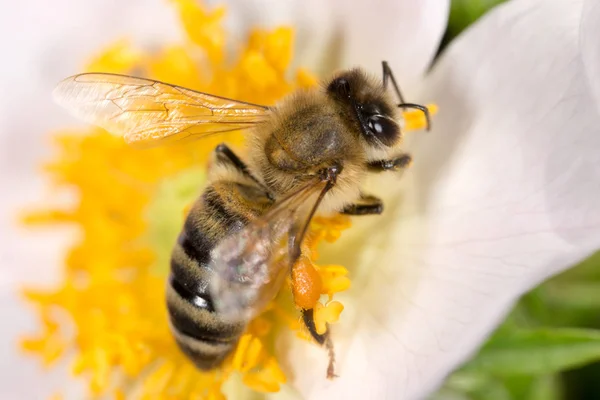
(382, 61, 432, 131)
(382, 61, 406, 104)
(398, 103, 432, 131)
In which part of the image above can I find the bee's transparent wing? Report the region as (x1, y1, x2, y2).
(209, 179, 327, 320)
(53, 73, 270, 148)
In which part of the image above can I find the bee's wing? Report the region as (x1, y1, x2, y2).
(53, 73, 270, 148)
(209, 178, 330, 320)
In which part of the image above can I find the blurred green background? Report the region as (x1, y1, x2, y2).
(432, 1, 600, 399)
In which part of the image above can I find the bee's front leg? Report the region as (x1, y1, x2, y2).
(367, 153, 412, 172)
(341, 194, 383, 215)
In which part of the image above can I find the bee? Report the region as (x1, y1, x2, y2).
(53, 61, 431, 378)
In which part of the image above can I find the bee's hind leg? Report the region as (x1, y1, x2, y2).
(293, 245, 337, 378)
(341, 194, 383, 215)
(301, 308, 337, 379)
(301, 308, 326, 345)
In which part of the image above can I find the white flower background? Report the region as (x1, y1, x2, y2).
(1, 0, 599, 399)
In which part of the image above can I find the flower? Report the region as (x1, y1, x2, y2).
(13, 0, 433, 398)
(2, 0, 600, 399)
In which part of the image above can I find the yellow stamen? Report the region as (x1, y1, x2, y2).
(172, 0, 226, 65)
(314, 301, 345, 335)
(242, 356, 287, 393)
(320, 265, 352, 301)
(85, 39, 143, 73)
(149, 45, 204, 89)
(296, 68, 318, 88)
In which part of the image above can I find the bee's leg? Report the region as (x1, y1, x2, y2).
(286, 166, 342, 378)
(214, 144, 272, 197)
(341, 194, 383, 215)
(293, 247, 337, 378)
(301, 309, 337, 379)
(367, 153, 412, 172)
(301, 308, 327, 345)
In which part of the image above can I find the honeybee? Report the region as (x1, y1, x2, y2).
(53, 61, 431, 378)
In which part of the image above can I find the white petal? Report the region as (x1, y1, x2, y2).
(0, 0, 180, 397)
(212, 0, 450, 84)
(287, 0, 600, 399)
(581, 0, 600, 110)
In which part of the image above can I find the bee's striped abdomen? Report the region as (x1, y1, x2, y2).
(167, 182, 268, 369)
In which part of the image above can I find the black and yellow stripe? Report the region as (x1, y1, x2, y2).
(167, 181, 270, 369)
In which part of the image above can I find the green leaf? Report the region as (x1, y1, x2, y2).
(433, 371, 512, 400)
(544, 281, 600, 310)
(502, 375, 536, 400)
(526, 375, 563, 400)
(547, 251, 600, 282)
(463, 328, 600, 375)
(447, 0, 508, 39)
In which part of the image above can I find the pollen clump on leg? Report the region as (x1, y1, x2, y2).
(288, 216, 353, 340)
(291, 256, 323, 309)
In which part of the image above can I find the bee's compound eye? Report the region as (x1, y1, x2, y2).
(367, 115, 400, 146)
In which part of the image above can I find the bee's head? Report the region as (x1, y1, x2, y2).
(326, 68, 402, 148)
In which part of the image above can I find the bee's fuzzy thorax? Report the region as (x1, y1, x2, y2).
(247, 87, 366, 211)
